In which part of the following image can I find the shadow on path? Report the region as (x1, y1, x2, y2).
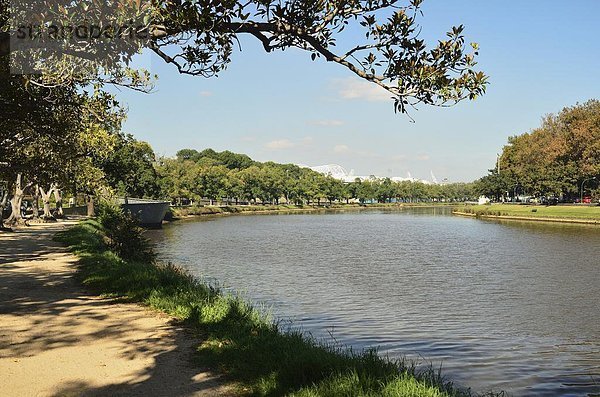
(0, 223, 234, 397)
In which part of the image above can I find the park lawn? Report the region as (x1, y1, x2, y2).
(455, 204, 600, 221)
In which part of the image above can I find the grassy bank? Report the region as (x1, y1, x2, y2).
(171, 202, 457, 219)
(454, 204, 600, 223)
(55, 220, 498, 397)
(171, 204, 331, 217)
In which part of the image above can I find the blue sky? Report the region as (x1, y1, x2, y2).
(112, 0, 600, 182)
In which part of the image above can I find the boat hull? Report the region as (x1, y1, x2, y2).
(121, 199, 170, 228)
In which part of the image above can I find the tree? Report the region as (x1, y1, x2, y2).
(102, 134, 161, 199)
(323, 176, 346, 204)
(157, 158, 196, 203)
(375, 178, 395, 203)
(0, 62, 127, 226)
(356, 179, 375, 203)
(198, 163, 229, 205)
(2, 0, 487, 113)
(485, 100, 600, 201)
(238, 165, 264, 204)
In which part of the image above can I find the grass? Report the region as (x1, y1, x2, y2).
(172, 204, 322, 217)
(55, 220, 501, 397)
(171, 202, 456, 218)
(454, 204, 600, 221)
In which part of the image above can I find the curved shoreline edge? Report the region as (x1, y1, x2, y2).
(168, 203, 456, 222)
(452, 210, 600, 225)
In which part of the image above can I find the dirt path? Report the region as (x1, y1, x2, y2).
(0, 222, 233, 397)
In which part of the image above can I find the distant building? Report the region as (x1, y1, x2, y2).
(300, 164, 433, 184)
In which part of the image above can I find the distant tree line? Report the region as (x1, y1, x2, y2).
(475, 100, 600, 201)
(155, 149, 478, 205)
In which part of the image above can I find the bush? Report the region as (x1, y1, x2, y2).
(96, 200, 156, 263)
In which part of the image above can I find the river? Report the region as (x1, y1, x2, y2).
(147, 208, 600, 396)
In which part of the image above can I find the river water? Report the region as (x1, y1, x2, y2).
(148, 208, 600, 396)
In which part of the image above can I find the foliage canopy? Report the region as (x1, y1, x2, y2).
(476, 100, 600, 200)
(1, 0, 488, 112)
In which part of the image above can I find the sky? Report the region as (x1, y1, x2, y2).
(110, 0, 600, 182)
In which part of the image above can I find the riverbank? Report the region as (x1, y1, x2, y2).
(56, 219, 498, 397)
(453, 204, 600, 224)
(170, 202, 457, 220)
(0, 222, 233, 396)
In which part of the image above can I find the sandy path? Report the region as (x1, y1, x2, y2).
(0, 222, 233, 397)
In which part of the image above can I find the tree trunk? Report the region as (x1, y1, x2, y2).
(53, 187, 64, 218)
(0, 188, 9, 229)
(6, 174, 27, 225)
(39, 186, 55, 220)
(86, 195, 95, 217)
(32, 184, 40, 220)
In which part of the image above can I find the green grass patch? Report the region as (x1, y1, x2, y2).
(172, 202, 456, 219)
(455, 204, 600, 221)
(55, 221, 500, 397)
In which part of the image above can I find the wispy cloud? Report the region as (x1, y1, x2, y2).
(264, 136, 314, 151)
(265, 139, 295, 150)
(199, 90, 213, 97)
(308, 119, 344, 127)
(333, 144, 351, 154)
(416, 153, 431, 161)
(333, 78, 390, 102)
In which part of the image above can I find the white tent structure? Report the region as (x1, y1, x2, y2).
(302, 164, 433, 184)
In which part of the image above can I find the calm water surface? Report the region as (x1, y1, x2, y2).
(148, 208, 600, 396)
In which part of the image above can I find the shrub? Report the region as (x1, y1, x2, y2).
(96, 200, 156, 263)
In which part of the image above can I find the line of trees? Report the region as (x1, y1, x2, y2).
(0, 60, 129, 226)
(0, 58, 160, 227)
(155, 149, 479, 206)
(476, 100, 600, 201)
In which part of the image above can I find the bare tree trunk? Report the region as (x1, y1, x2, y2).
(32, 184, 40, 220)
(53, 187, 64, 218)
(86, 195, 95, 217)
(6, 174, 27, 225)
(0, 188, 9, 229)
(39, 185, 55, 220)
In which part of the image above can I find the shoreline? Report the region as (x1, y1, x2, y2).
(452, 210, 600, 225)
(168, 202, 457, 222)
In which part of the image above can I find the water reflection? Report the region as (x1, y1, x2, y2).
(148, 209, 600, 396)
